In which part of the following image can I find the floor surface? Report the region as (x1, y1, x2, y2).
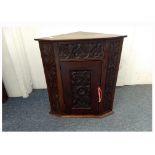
(2, 85, 152, 131)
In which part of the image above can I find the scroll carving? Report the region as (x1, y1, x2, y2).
(39, 42, 59, 113)
(58, 41, 104, 59)
(103, 39, 123, 112)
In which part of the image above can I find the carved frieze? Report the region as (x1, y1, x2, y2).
(58, 41, 104, 59)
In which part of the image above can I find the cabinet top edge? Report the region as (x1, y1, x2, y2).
(34, 31, 127, 41)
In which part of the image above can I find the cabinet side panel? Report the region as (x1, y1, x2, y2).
(103, 38, 124, 112)
(39, 41, 60, 113)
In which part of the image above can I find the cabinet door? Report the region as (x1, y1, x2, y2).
(60, 61, 102, 114)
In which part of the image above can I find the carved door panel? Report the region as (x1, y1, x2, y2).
(60, 61, 102, 114)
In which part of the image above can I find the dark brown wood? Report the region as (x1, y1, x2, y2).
(103, 38, 124, 112)
(36, 31, 126, 117)
(52, 111, 113, 118)
(60, 60, 102, 114)
(2, 82, 8, 103)
(35, 31, 127, 41)
(39, 41, 60, 114)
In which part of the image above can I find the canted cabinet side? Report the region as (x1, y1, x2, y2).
(103, 38, 124, 112)
(39, 41, 60, 114)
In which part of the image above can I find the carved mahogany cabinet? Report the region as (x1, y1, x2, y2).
(35, 32, 127, 117)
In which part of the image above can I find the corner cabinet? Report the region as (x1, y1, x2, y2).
(35, 32, 127, 117)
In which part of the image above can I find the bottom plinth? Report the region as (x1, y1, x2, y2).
(49, 111, 113, 118)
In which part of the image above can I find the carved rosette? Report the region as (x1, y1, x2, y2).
(71, 70, 91, 109)
(39, 42, 59, 113)
(103, 39, 123, 112)
(58, 41, 105, 59)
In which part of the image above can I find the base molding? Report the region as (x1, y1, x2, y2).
(49, 111, 113, 118)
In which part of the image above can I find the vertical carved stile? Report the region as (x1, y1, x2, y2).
(103, 39, 123, 112)
(39, 42, 59, 113)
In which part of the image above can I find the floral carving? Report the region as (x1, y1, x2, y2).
(71, 70, 91, 109)
(39, 42, 59, 113)
(58, 41, 104, 59)
(103, 39, 123, 112)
